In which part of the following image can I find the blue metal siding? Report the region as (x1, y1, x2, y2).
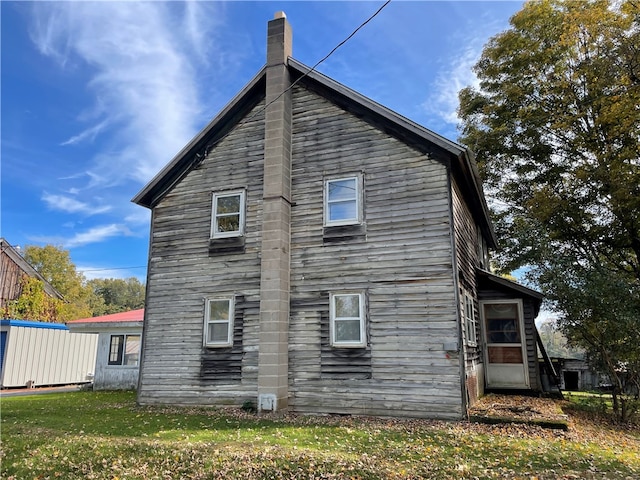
(0, 331, 7, 372)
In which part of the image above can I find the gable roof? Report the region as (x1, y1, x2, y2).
(477, 268, 543, 315)
(0, 238, 64, 300)
(132, 58, 497, 248)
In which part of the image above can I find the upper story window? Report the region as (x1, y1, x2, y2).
(211, 190, 245, 238)
(204, 298, 234, 347)
(330, 292, 366, 348)
(108, 334, 140, 366)
(324, 176, 362, 226)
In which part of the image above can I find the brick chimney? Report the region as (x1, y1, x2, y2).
(257, 11, 293, 412)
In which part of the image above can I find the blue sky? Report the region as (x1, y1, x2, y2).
(1, 1, 523, 282)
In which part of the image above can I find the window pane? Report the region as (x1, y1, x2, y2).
(329, 201, 357, 222)
(335, 294, 360, 318)
(216, 195, 240, 214)
(217, 215, 240, 233)
(486, 318, 520, 343)
(328, 179, 356, 202)
(209, 300, 230, 320)
(109, 335, 124, 365)
(208, 323, 229, 343)
(124, 335, 140, 366)
(335, 319, 361, 342)
(486, 303, 517, 318)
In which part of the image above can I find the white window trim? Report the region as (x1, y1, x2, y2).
(324, 175, 363, 227)
(210, 189, 246, 239)
(463, 292, 477, 347)
(330, 292, 366, 348)
(203, 298, 234, 348)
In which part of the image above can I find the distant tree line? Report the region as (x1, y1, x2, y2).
(1, 244, 145, 322)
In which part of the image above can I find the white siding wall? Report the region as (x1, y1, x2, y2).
(0, 323, 97, 388)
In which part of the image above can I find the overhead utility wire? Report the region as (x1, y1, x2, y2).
(78, 266, 147, 272)
(199, 0, 392, 157)
(269, 0, 392, 110)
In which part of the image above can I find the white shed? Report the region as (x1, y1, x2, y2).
(0, 320, 97, 388)
(67, 309, 143, 390)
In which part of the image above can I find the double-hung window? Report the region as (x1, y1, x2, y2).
(325, 176, 362, 226)
(330, 292, 366, 347)
(108, 334, 141, 366)
(211, 190, 245, 238)
(204, 298, 234, 347)
(463, 292, 477, 347)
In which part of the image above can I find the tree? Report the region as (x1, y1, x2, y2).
(458, 0, 640, 421)
(23, 245, 95, 320)
(1, 275, 64, 322)
(538, 319, 585, 359)
(87, 277, 145, 316)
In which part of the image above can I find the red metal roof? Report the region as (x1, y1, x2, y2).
(68, 308, 144, 324)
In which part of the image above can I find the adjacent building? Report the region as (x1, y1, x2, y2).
(67, 309, 143, 390)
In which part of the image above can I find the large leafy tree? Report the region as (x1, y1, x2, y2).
(458, 0, 640, 420)
(23, 245, 96, 320)
(88, 277, 145, 316)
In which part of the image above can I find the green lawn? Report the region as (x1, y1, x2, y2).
(1, 391, 638, 479)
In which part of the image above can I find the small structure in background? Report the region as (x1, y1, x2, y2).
(1, 238, 63, 311)
(0, 319, 97, 388)
(67, 309, 143, 390)
(548, 357, 606, 392)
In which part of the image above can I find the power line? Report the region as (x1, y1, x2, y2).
(269, 0, 392, 114)
(78, 266, 147, 272)
(199, 0, 392, 157)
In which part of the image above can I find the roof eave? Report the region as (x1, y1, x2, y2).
(132, 67, 267, 209)
(288, 58, 467, 158)
(477, 267, 544, 306)
(287, 59, 497, 246)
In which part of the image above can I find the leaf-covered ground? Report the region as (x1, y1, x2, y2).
(1, 391, 638, 479)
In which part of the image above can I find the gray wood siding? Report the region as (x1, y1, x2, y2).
(451, 179, 483, 404)
(288, 86, 463, 419)
(137, 101, 265, 406)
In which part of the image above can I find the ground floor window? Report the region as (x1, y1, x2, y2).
(108, 334, 141, 366)
(204, 298, 234, 347)
(330, 292, 366, 348)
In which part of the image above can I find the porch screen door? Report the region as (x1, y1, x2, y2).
(481, 300, 529, 389)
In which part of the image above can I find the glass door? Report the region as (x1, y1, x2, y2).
(481, 300, 529, 388)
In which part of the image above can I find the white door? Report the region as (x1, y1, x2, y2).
(481, 300, 530, 389)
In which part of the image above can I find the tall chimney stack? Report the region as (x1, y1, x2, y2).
(257, 12, 293, 412)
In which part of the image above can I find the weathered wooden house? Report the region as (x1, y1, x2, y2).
(1, 238, 63, 312)
(67, 309, 143, 390)
(132, 13, 552, 419)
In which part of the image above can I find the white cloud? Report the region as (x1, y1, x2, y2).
(29, 1, 222, 186)
(60, 119, 109, 146)
(422, 44, 482, 127)
(42, 192, 111, 215)
(65, 224, 131, 248)
(77, 265, 146, 282)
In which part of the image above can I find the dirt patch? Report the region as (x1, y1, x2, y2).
(469, 393, 569, 429)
